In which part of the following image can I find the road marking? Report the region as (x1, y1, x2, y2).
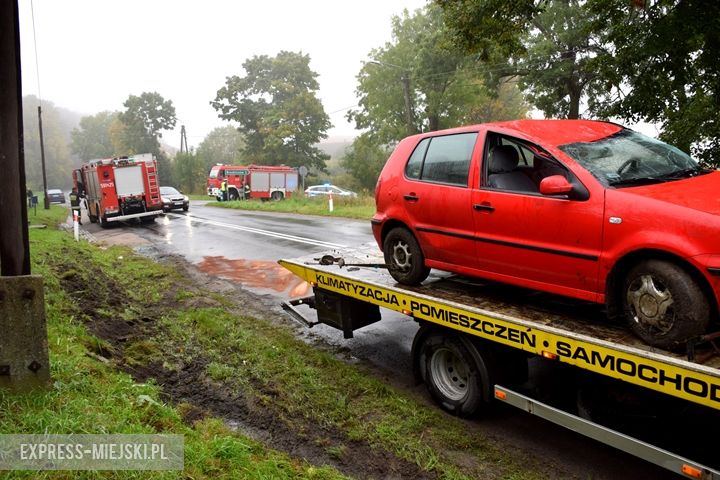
(165, 212, 347, 249)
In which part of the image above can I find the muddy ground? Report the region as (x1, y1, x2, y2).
(56, 246, 438, 480)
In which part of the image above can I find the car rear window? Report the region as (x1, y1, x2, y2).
(405, 133, 477, 186)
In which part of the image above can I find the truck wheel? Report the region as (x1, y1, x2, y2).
(415, 330, 490, 417)
(99, 215, 109, 229)
(271, 191, 284, 201)
(229, 190, 239, 201)
(622, 259, 709, 349)
(383, 227, 430, 285)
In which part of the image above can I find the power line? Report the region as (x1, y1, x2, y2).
(30, 0, 42, 103)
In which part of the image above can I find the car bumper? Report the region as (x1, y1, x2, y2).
(163, 201, 189, 210)
(370, 214, 385, 248)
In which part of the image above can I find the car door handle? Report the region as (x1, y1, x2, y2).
(404, 194, 419, 202)
(473, 203, 495, 212)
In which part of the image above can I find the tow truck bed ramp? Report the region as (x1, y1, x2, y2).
(279, 244, 720, 412)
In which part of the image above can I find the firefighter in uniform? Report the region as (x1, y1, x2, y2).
(69, 187, 83, 225)
(220, 179, 228, 202)
(243, 182, 250, 200)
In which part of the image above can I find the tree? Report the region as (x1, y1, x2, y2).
(22, 95, 79, 190)
(196, 126, 245, 172)
(588, 0, 720, 165)
(211, 51, 331, 169)
(173, 151, 205, 194)
(113, 92, 177, 185)
(340, 134, 392, 191)
(348, 5, 527, 146)
(70, 111, 119, 160)
(437, 0, 605, 120)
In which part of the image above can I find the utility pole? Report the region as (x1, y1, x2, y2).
(367, 60, 417, 136)
(180, 125, 188, 154)
(0, 0, 50, 392)
(38, 106, 49, 209)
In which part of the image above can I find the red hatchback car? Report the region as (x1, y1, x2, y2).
(372, 120, 720, 349)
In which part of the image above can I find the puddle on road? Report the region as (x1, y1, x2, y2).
(197, 256, 311, 297)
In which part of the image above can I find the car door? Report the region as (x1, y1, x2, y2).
(402, 132, 480, 267)
(471, 132, 604, 298)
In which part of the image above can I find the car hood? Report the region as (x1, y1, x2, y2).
(619, 171, 720, 215)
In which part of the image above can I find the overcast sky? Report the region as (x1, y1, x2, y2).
(18, 0, 427, 149)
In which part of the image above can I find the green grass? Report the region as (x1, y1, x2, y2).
(188, 194, 210, 201)
(0, 205, 548, 479)
(0, 206, 344, 480)
(206, 195, 375, 220)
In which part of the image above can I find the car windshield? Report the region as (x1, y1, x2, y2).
(558, 129, 707, 187)
(48, 189, 62, 194)
(160, 187, 180, 195)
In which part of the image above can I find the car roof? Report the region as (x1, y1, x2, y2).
(412, 119, 623, 147)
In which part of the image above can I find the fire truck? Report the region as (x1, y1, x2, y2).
(73, 153, 163, 227)
(280, 245, 720, 478)
(206, 164, 299, 201)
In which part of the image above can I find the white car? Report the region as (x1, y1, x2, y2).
(304, 185, 357, 198)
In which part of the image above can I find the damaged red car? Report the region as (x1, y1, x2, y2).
(372, 120, 720, 349)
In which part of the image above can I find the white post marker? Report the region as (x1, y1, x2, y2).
(73, 210, 79, 241)
(328, 190, 334, 212)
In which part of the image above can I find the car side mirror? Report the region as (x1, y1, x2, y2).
(539, 175, 573, 196)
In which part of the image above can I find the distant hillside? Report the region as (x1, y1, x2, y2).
(317, 136, 354, 160)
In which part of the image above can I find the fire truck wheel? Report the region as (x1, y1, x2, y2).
(229, 190, 239, 201)
(416, 329, 490, 417)
(271, 191, 284, 201)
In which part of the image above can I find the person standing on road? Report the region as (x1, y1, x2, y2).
(69, 187, 84, 225)
(243, 182, 250, 200)
(220, 179, 228, 202)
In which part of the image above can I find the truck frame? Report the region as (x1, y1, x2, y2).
(280, 244, 720, 479)
(74, 153, 163, 226)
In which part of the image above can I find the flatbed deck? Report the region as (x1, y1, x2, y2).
(280, 243, 720, 412)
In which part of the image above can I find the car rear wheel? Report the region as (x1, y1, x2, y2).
(383, 227, 430, 285)
(622, 259, 709, 349)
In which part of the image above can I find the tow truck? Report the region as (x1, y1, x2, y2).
(280, 244, 720, 479)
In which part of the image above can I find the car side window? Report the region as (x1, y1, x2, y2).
(405, 133, 478, 186)
(405, 138, 429, 179)
(484, 132, 571, 194)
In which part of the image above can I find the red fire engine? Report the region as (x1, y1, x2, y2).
(207, 164, 299, 201)
(73, 153, 164, 227)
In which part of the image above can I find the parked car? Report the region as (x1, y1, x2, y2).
(304, 184, 357, 198)
(46, 188, 66, 204)
(160, 186, 189, 212)
(372, 119, 720, 349)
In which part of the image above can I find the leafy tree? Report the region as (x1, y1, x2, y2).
(211, 51, 331, 169)
(113, 92, 177, 185)
(340, 134, 392, 191)
(348, 5, 527, 146)
(22, 95, 79, 190)
(70, 111, 118, 160)
(437, 0, 604, 119)
(196, 126, 245, 172)
(588, 0, 720, 164)
(173, 151, 205, 194)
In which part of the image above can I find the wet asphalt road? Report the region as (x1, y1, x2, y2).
(81, 200, 683, 480)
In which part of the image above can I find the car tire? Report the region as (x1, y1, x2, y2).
(183, 205, 189, 212)
(622, 259, 710, 349)
(383, 227, 430, 285)
(416, 331, 486, 417)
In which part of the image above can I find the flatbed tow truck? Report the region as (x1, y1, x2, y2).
(280, 244, 720, 479)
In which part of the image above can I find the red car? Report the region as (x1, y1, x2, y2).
(372, 119, 719, 349)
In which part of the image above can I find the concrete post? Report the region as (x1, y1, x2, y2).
(0, 276, 50, 391)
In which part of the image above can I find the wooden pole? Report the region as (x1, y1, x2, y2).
(38, 106, 50, 209)
(0, 0, 31, 276)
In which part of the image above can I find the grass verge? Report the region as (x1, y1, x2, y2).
(206, 195, 375, 220)
(1, 206, 343, 479)
(1, 206, 549, 479)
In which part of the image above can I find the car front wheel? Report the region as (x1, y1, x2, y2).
(383, 227, 430, 285)
(622, 259, 710, 349)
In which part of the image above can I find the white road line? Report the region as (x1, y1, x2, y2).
(166, 212, 347, 249)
